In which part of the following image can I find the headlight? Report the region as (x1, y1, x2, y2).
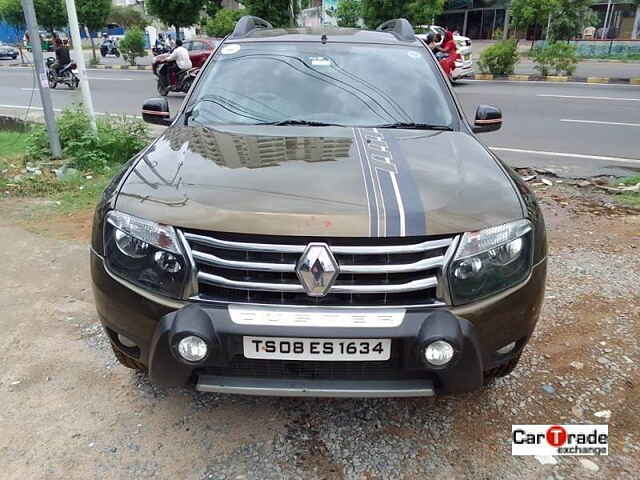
(448, 219, 533, 305)
(104, 211, 190, 298)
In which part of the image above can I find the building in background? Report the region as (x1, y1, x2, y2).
(437, 0, 640, 40)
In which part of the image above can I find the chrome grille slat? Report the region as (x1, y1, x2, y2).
(181, 230, 457, 307)
(198, 271, 438, 294)
(183, 232, 451, 255)
(191, 249, 444, 274)
(192, 250, 296, 273)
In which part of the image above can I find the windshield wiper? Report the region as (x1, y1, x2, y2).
(256, 119, 345, 127)
(373, 122, 453, 131)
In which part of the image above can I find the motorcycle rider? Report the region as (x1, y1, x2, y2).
(52, 38, 71, 77)
(159, 39, 192, 89)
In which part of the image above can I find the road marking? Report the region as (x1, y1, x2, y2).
(491, 147, 640, 165)
(87, 76, 134, 81)
(560, 118, 640, 127)
(20, 88, 37, 91)
(538, 94, 640, 101)
(0, 103, 140, 118)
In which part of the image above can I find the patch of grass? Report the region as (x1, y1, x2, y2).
(1, 164, 112, 215)
(0, 130, 29, 159)
(53, 174, 111, 214)
(618, 193, 640, 208)
(577, 54, 640, 62)
(616, 176, 640, 208)
(619, 176, 640, 186)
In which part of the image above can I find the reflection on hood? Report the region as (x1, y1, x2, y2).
(162, 126, 352, 170)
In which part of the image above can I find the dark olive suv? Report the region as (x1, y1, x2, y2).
(90, 17, 547, 397)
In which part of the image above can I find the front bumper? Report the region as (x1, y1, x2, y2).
(92, 250, 546, 397)
(453, 63, 474, 80)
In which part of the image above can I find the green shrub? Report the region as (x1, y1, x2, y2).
(532, 42, 578, 76)
(478, 40, 519, 75)
(205, 8, 245, 37)
(119, 27, 146, 66)
(27, 105, 149, 170)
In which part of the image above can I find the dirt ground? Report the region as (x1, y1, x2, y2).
(1, 184, 638, 480)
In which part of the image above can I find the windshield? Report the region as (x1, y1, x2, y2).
(186, 42, 455, 128)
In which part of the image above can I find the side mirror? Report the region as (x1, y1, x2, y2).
(142, 98, 171, 126)
(472, 105, 502, 133)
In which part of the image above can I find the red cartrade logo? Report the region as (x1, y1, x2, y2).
(546, 425, 568, 447)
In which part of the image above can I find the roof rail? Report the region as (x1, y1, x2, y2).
(376, 18, 416, 42)
(230, 15, 273, 38)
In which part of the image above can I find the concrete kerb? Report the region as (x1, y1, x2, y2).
(463, 73, 640, 85)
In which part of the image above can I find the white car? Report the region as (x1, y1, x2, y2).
(416, 25, 473, 80)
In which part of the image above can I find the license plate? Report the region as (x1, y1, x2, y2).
(243, 336, 391, 361)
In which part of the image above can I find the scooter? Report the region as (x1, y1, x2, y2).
(152, 54, 199, 96)
(46, 57, 79, 89)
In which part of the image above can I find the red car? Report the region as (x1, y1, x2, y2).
(183, 38, 216, 68)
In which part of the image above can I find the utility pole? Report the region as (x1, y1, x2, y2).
(602, 0, 613, 40)
(20, 0, 62, 158)
(65, 0, 97, 132)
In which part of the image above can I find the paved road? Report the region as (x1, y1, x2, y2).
(4, 44, 640, 77)
(1, 67, 639, 177)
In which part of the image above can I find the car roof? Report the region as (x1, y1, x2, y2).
(232, 26, 423, 47)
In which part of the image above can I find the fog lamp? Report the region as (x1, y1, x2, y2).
(424, 340, 455, 366)
(177, 336, 208, 362)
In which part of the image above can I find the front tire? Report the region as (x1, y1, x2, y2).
(483, 352, 522, 385)
(47, 71, 57, 89)
(157, 78, 170, 96)
(110, 342, 147, 372)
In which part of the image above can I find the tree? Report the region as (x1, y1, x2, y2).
(0, 0, 26, 62)
(335, 0, 361, 28)
(108, 5, 148, 29)
(242, 0, 298, 28)
(203, 0, 223, 18)
(34, 0, 67, 34)
(406, 0, 445, 26)
(510, 0, 557, 44)
(119, 27, 145, 65)
(146, 0, 205, 38)
(548, 0, 595, 41)
(204, 8, 245, 37)
(76, 0, 111, 63)
(360, 0, 445, 29)
(360, 0, 405, 29)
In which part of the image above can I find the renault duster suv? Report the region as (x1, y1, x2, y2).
(91, 17, 547, 397)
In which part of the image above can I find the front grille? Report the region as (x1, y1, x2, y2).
(202, 341, 422, 381)
(180, 229, 458, 307)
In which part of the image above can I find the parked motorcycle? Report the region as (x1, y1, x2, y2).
(46, 56, 79, 89)
(152, 54, 199, 96)
(100, 39, 120, 57)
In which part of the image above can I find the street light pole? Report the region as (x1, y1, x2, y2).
(64, 0, 97, 132)
(20, 0, 62, 158)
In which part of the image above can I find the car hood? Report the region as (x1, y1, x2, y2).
(116, 125, 523, 237)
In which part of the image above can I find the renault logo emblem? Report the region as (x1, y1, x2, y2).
(296, 243, 339, 297)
